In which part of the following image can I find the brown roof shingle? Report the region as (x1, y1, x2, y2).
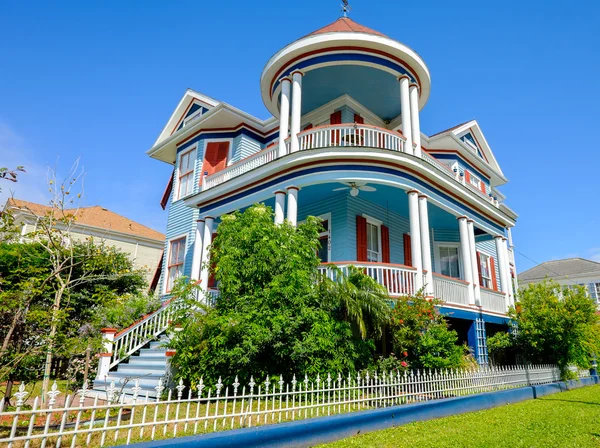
(308, 17, 387, 38)
(519, 258, 600, 282)
(7, 199, 164, 242)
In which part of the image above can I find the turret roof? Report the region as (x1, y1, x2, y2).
(308, 17, 386, 38)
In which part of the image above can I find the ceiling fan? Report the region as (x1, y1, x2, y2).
(333, 182, 377, 197)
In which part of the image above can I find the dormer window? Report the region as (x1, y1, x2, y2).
(183, 107, 205, 127)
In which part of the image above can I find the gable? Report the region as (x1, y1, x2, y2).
(458, 131, 485, 160)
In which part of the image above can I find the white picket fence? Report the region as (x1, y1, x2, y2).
(0, 365, 571, 447)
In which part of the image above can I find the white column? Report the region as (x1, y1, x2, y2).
(407, 191, 423, 291)
(96, 329, 116, 380)
(290, 71, 303, 153)
(409, 83, 421, 158)
(467, 220, 481, 306)
(502, 237, 515, 305)
(286, 186, 299, 226)
(418, 195, 433, 296)
(278, 77, 291, 158)
(274, 191, 286, 225)
(399, 75, 413, 155)
(495, 236, 510, 310)
(458, 217, 475, 305)
(190, 219, 205, 281)
(507, 226, 519, 295)
(199, 216, 214, 293)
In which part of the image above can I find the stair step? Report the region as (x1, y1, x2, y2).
(119, 361, 166, 369)
(92, 382, 161, 399)
(139, 349, 167, 356)
(117, 366, 166, 376)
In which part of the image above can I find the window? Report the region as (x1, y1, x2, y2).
(183, 107, 204, 127)
(479, 252, 492, 289)
(588, 283, 600, 302)
(317, 218, 330, 263)
(439, 246, 460, 278)
(177, 147, 197, 199)
(469, 173, 481, 189)
(366, 221, 380, 262)
(167, 237, 186, 292)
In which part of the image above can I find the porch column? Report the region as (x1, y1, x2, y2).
(409, 83, 421, 158)
(274, 190, 286, 225)
(199, 216, 214, 293)
(467, 220, 481, 306)
(286, 186, 299, 226)
(290, 71, 303, 154)
(190, 219, 205, 281)
(399, 75, 413, 155)
(458, 217, 476, 305)
(507, 226, 519, 295)
(418, 194, 434, 296)
(495, 236, 510, 310)
(407, 190, 423, 291)
(278, 77, 291, 158)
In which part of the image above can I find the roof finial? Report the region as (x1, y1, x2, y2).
(341, 0, 351, 17)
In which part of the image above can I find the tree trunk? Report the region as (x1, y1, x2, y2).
(4, 378, 14, 406)
(83, 342, 91, 385)
(41, 286, 65, 402)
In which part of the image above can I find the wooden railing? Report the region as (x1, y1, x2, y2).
(432, 273, 471, 306)
(109, 301, 174, 369)
(295, 124, 406, 153)
(480, 288, 507, 314)
(318, 262, 417, 297)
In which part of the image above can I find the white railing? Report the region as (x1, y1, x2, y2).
(480, 288, 507, 314)
(203, 144, 279, 191)
(318, 262, 417, 296)
(432, 273, 471, 306)
(109, 301, 174, 369)
(297, 124, 406, 153)
(0, 365, 566, 447)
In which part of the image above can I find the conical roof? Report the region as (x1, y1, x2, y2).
(308, 17, 387, 38)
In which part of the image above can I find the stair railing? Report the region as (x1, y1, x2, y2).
(96, 300, 176, 380)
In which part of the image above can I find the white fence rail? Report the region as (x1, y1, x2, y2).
(296, 124, 406, 153)
(109, 301, 174, 369)
(0, 365, 572, 447)
(480, 288, 507, 314)
(432, 274, 471, 306)
(318, 262, 417, 296)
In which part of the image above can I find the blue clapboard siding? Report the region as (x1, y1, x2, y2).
(476, 237, 501, 290)
(231, 134, 262, 164)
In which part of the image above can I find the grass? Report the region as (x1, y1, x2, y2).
(321, 385, 600, 448)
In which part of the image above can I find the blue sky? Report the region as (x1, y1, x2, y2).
(0, 0, 598, 271)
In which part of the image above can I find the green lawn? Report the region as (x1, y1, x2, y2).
(321, 385, 600, 448)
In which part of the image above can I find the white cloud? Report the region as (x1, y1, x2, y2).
(0, 122, 52, 208)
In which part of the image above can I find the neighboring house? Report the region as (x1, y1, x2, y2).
(147, 16, 519, 364)
(4, 199, 165, 285)
(519, 258, 600, 303)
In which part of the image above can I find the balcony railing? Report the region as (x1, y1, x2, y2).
(431, 273, 471, 307)
(480, 288, 506, 314)
(295, 124, 406, 152)
(318, 262, 417, 297)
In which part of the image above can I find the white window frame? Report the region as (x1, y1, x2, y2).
(362, 214, 382, 263)
(434, 242, 463, 279)
(201, 138, 235, 175)
(478, 250, 493, 289)
(182, 106, 204, 127)
(468, 172, 482, 189)
(174, 144, 198, 201)
(164, 234, 187, 294)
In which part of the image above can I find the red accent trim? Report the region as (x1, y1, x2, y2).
(287, 186, 300, 191)
(101, 328, 118, 334)
(98, 353, 112, 358)
(356, 215, 367, 262)
(170, 99, 197, 137)
(432, 272, 470, 285)
(160, 171, 174, 210)
(166, 350, 177, 357)
(197, 159, 509, 228)
(354, 114, 364, 124)
(381, 224, 390, 263)
(406, 190, 420, 195)
(490, 256, 498, 291)
(177, 123, 277, 148)
(476, 251, 483, 286)
(403, 233, 412, 267)
(149, 251, 163, 293)
(200, 141, 229, 185)
(425, 149, 491, 180)
(274, 190, 287, 195)
(465, 170, 471, 184)
(468, 128, 490, 163)
(270, 46, 423, 99)
(290, 69, 304, 76)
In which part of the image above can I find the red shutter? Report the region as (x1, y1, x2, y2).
(303, 123, 314, 147)
(354, 114, 364, 124)
(490, 256, 498, 291)
(480, 181, 487, 195)
(160, 171, 174, 210)
(465, 171, 471, 184)
(403, 233, 412, 267)
(476, 251, 483, 286)
(208, 232, 218, 288)
(200, 142, 229, 184)
(304, 123, 313, 130)
(331, 111, 342, 145)
(356, 216, 367, 262)
(381, 225, 390, 263)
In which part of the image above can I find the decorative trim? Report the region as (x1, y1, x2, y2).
(287, 186, 300, 191)
(274, 190, 287, 195)
(406, 189, 420, 195)
(100, 328, 118, 334)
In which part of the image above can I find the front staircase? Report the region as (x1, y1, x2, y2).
(93, 301, 177, 400)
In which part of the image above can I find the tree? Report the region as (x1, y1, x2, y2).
(0, 166, 25, 190)
(169, 204, 380, 385)
(509, 280, 600, 379)
(388, 292, 470, 370)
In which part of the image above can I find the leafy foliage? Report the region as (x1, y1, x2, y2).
(169, 205, 383, 385)
(509, 280, 600, 378)
(389, 292, 469, 370)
